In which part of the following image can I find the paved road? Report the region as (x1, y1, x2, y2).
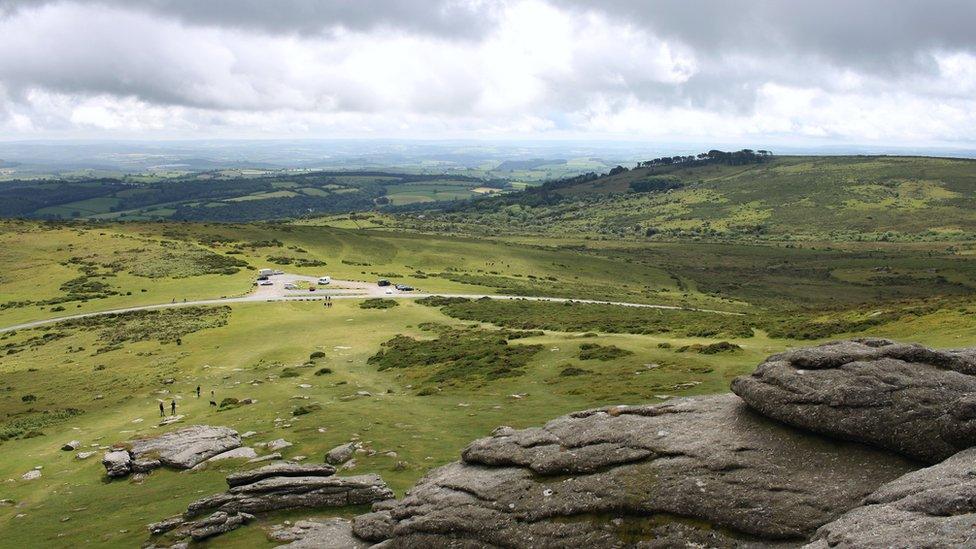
(0, 275, 742, 334)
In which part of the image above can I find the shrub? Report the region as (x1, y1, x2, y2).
(559, 366, 591, 377)
(293, 403, 322, 416)
(309, 351, 326, 360)
(219, 397, 240, 408)
(360, 298, 399, 309)
(314, 367, 333, 376)
(280, 368, 302, 378)
(578, 343, 633, 361)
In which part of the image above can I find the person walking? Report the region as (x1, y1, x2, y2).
(171, 399, 176, 415)
(159, 401, 165, 417)
(196, 385, 201, 398)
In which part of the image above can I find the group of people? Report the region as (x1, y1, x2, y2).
(158, 385, 218, 416)
(323, 296, 334, 308)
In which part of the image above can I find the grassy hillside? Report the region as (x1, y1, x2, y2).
(402, 155, 976, 241)
(3, 217, 976, 546)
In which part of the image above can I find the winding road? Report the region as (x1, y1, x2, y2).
(0, 274, 742, 334)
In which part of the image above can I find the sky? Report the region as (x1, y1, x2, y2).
(1, 0, 975, 148)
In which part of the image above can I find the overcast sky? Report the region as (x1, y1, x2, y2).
(1, 0, 975, 147)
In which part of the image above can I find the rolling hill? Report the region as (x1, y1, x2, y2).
(404, 155, 976, 241)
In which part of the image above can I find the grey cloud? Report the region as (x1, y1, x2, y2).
(0, 0, 499, 38)
(557, 0, 976, 75)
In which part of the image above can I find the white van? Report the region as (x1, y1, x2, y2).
(283, 283, 298, 290)
(317, 276, 331, 285)
(258, 268, 275, 277)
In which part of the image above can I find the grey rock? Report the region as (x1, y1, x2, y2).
(20, 470, 41, 481)
(805, 447, 976, 548)
(371, 395, 915, 547)
(186, 473, 394, 518)
(76, 451, 96, 460)
(61, 440, 81, 451)
(188, 511, 254, 541)
(267, 438, 293, 452)
(129, 425, 242, 469)
(206, 447, 258, 462)
(226, 463, 336, 488)
(131, 458, 162, 474)
(247, 452, 282, 463)
(102, 450, 131, 478)
(325, 442, 357, 465)
(148, 515, 184, 535)
(148, 511, 253, 543)
(352, 510, 394, 542)
(270, 517, 369, 548)
(732, 338, 976, 463)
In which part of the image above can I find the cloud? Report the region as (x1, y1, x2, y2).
(0, 0, 974, 146)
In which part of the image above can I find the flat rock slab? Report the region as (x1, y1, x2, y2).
(187, 473, 394, 518)
(732, 338, 976, 463)
(372, 395, 915, 547)
(130, 425, 242, 469)
(806, 447, 976, 548)
(226, 463, 337, 488)
(270, 518, 370, 548)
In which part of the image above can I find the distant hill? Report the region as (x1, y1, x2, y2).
(0, 171, 496, 222)
(406, 155, 976, 241)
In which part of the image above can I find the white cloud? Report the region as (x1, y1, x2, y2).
(0, 0, 973, 147)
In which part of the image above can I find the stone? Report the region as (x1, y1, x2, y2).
(20, 470, 40, 481)
(102, 450, 132, 478)
(206, 447, 258, 462)
(226, 463, 336, 487)
(129, 425, 242, 469)
(61, 440, 81, 451)
(159, 414, 185, 426)
(248, 452, 282, 463)
(366, 395, 915, 547)
(325, 442, 357, 465)
(148, 515, 185, 535)
(147, 511, 253, 543)
(241, 431, 257, 439)
(351, 510, 394, 542)
(731, 338, 976, 463)
(269, 517, 369, 548)
(805, 447, 976, 548)
(76, 451, 96, 460)
(267, 438, 293, 452)
(188, 511, 254, 541)
(186, 473, 394, 518)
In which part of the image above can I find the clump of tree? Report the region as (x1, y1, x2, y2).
(629, 178, 683, 193)
(637, 149, 772, 168)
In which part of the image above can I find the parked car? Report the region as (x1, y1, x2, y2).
(257, 275, 269, 281)
(259, 280, 274, 286)
(318, 276, 331, 285)
(377, 279, 391, 287)
(395, 284, 414, 291)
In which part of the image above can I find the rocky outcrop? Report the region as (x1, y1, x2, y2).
(102, 450, 131, 478)
(731, 338, 976, 463)
(268, 518, 370, 548)
(147, 463, 392, 545)
(102, 425, 241, 477)
(226, 463, 337, 488)
(148, 510, 254, 542)
(367, 394, 915, 547)
(805, 447, 976, 548)
(187, 472, 393, 518)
